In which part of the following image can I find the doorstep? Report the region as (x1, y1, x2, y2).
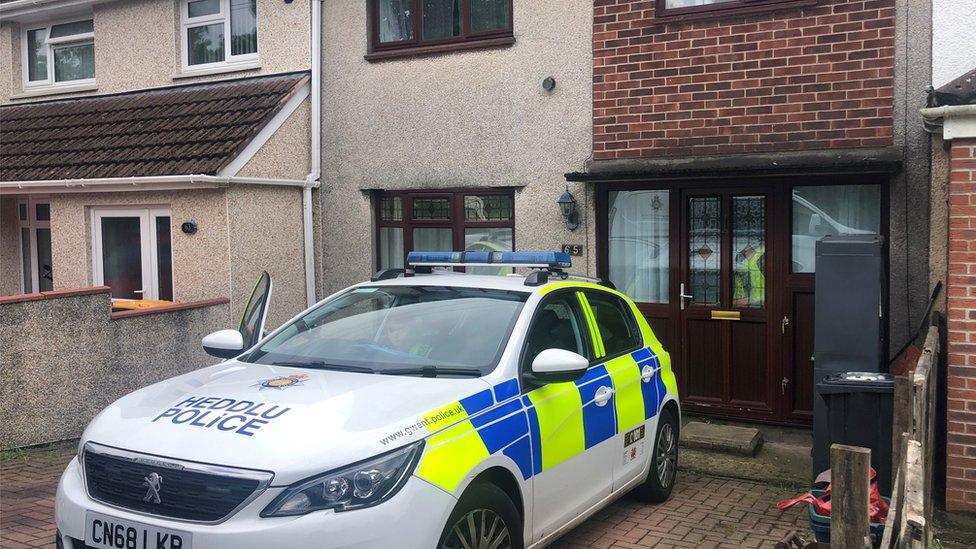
(679, 416, 813, 489)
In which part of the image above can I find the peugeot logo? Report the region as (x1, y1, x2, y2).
(142, 472, 163, 504)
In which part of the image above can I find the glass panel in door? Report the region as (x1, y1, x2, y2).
(36, 228, 53, 292)
(156, 216, 173, 301)
(731, 196, 765, 309)
(101, 217, 143, 299)
(687, 197, 720, 306)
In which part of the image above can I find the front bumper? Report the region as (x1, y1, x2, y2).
(56, 457, 456, 549)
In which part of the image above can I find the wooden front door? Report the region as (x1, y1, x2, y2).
(677, 188, 780, 421)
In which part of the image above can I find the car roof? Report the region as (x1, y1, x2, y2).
(359, 270, 626, 297)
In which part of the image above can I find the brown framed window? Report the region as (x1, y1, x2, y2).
(375, 189, 515, 271)
(655, 0, 817, 20)
(367, 0, 513, 60)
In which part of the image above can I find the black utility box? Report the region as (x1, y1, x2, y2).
(813, 235, 885, 374)
(813, 372, 894, 496)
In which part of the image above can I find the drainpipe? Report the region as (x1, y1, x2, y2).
(303, 0, 323, 308)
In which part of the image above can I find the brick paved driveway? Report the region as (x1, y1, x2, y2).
(1, 442, 808, 548)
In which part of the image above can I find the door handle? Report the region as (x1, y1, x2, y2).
(594, 386, 615, 407)
(641, 364, 656, 383)
(679, 283, 693, 311)
(781, 315, 790, 335)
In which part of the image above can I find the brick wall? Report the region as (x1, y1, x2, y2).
(593, 0, 896, 160)
(947, 138, 976, 511)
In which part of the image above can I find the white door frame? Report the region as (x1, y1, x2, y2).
(91, 206, 172, 300)
(18, 197, 51, 293)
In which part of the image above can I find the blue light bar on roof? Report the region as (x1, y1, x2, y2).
(406, 251, 572, 269)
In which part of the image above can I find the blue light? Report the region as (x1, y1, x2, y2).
(406, 251, 572, 269)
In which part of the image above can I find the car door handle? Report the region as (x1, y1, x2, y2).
(594, 386, 615, 407)
(641, 364, 656, 383)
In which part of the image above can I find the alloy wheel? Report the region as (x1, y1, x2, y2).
(441, 508, 512, 549)
(656, 422, 677, 489)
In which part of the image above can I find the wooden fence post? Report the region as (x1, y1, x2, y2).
(831, 444, 872, 549)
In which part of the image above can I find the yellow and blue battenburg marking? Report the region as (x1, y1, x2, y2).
(415, 347, 672, 494)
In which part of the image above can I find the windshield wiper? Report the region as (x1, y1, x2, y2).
(271, 361, 376, 374)
(382, 366, 482, 378)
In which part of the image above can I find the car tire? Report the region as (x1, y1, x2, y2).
(633, 407, 678, 504)
(438, 482, 523, 549)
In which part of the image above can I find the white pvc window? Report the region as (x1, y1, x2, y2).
(91, 207, 174, 301)
(181, 0, 258, 71)
(18, 198, 53, 294)
(22, 18, 95, 89)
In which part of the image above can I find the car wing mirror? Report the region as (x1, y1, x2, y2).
(202, 329, 245, 359)
(525, 348, 589, 385)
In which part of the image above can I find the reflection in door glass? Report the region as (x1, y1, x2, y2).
(688, 197, 720, 305)
(101, 217, 143, 299)
(731, 196, 765, 308)
(608, 190, 669, 303)
(792, 185, 880, 273)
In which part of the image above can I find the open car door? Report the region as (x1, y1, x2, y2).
(239, 271, 273, 350)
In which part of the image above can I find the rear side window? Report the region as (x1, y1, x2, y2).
(586, 292, 641, 357)
(521, 294, 588, 371)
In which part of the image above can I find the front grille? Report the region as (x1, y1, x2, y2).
(84, 445, 270, 523)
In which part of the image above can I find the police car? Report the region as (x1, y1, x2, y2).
(55, 252, 680, 549)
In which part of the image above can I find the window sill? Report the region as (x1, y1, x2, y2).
(10, 83, 98, 100)
(365, 36, 515, 62)
(652, 0, 818, 24)
(172, 61, 261, 80)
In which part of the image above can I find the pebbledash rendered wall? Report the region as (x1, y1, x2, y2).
(0, 288, 230, 449)
(317, 0, 594, 294)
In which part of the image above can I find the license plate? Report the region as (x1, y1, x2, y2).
(85, 512, 192, 549)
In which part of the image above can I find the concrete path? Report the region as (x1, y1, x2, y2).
(0, 441, 811, 548)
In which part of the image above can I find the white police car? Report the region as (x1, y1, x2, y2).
(56, 252, 680, 549)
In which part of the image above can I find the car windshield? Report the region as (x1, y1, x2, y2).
(245, 285, 529, 375)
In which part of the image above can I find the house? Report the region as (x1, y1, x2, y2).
(0, 0, 317, 328)
(318, 0, 595, 294)
(570, 0, 934, 431)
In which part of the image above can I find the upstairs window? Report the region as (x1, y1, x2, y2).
(368, 0, 513, 59)
(181, 0, 258, 70)
(656, 0, 816, 19)
(23, 19, 95, 88)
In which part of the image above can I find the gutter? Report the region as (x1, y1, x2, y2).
(0, 175, 318, 194)
(919, 104, 976, 139)
(301, 0, 324, 308)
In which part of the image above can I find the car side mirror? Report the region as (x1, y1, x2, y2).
(526, 348, 589, 385)
(202, 329, 245, 359)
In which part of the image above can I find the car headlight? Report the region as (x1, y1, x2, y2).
(261, 441, 424, 516)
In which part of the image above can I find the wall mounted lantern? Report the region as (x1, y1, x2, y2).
(557, 187, 579, 231)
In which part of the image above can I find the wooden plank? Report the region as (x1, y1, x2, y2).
(831, 444, 872, 549)
(891, 375, 912, 491)
(881, 433, 909, 549)
(903, 441, 927, 549)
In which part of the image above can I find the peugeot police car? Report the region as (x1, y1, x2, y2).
(55, 251, 680, 549)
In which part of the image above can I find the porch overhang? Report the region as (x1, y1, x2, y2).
(565, 147, 903, 183)
(0, 71, 311, 184)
